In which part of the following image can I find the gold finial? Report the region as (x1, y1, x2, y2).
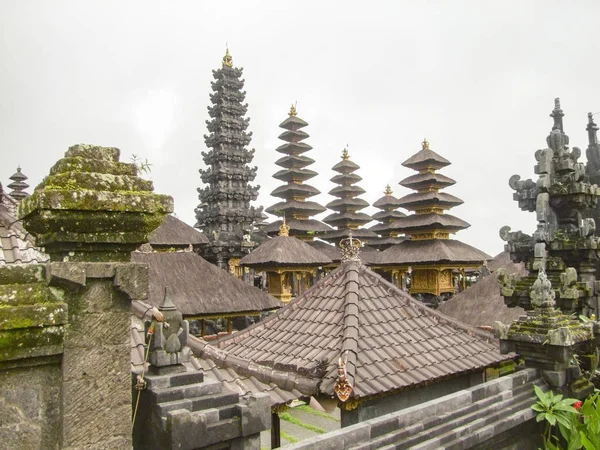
(341, 147, 349, 160)
(289, 102, 297, 117)
(422, 139, 429, 150)
(222, 45, 233, 68)
(279, 218, 290, 236)
(384, 185, 393, 196)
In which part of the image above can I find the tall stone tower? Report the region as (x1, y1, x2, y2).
(195, 48, 263, 269)
(263, 105, 330, 240)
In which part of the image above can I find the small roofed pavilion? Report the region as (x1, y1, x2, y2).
(322, 148, 378, 244)
(367, 184, 406, 250)
(377, 140, 491, 303)
(264, 105, 331, 240)
(212, 237, 510, 432)
(239, 221, 332, 302)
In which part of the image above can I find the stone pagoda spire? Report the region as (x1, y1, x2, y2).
(195, 47, 263, 269)
(263, 104, 331, 240)
(8, 166, 30, 201)
(495, 98, 600, 399)
(389, 139, 469, 240)
(322, 148, 377, 243)
(368, 184, 406, 250)
(585, 112, 600, 186)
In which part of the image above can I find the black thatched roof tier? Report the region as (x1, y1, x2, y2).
(149, 215, 209, 247)
(265, 200, 327, 216)
(322, 211, 373, 229)
(275, 141, 313, 155)
(388, 213, 470, 234)
(373, 194, 403, 209)
(263, 219, 332, 234)
(322, 228, 378, 241)
(307, 240, 379, 264)
(326, 197, 370, 211)
(331, 173, 362, 185)
(400, 172, 456, 190)
(279, 115, 308, 129)
(270, 183, 321, 199)
(274, 154, 315, 169)
(239, 235, 332, 268)
(272, 168, 318, 183)
(396, 191, 464, 210)
(365, 236, 403, 251)
(214, 261, 509, 401)
(377, 239, 491, 265)
(278, 129, 309, 143)
(438, 252, 526, 329)
(402, 142, 451, 171)
(371, 210, 406, 223)
(131, 251, 280, 316)
(328, 184, 367, 197)
(331, 158, 360, 173)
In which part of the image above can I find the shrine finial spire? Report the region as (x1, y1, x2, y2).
(550, 97, 564, 132)
(587, 112, 599, 148)
(422, 139, 429, 150)
(222, 45, 233, 68)
(289, 102, 297, 117)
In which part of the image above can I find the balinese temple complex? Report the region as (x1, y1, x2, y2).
(377, 139, 490, 305)
(195, 48, 263, 271)
(322, 148, 378, 244)
(239, 221, 331, 302)
(264, 105, 331, 240)
(368, 184, 406, 250)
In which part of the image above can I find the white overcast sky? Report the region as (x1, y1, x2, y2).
(1, 1, 599, 257)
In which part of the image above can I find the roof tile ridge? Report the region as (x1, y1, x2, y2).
(339, 262, 360, 387)
(358, 263, 499, 344)
(187, 335, 319, 396)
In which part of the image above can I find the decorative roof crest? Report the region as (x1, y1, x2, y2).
(222, 45, 233, 68)
(384, 184, 393, 196)
(422, 138, 429, 150)
(334, 351, 353, 402)
(341, 147, 350, 160)
(289, 102, 297, 117)
(278, 218, 290, 237)
(340, 232, 361, 261)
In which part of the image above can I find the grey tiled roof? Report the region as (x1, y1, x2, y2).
(215, 261, 511, 401)
(0, 203, 49, 265)
(130, 301, 305, 406)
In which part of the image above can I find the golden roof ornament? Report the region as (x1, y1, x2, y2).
(422, 139, 429, 150)
(341, 147, 350, 160)
(384, 184, 393, 196)
(222, 46, 233, 68)
(278, 218, 290, 237)
(334, 351, 353, 402)
(289, 103, 298, 117)
(339, 232, 362, 261)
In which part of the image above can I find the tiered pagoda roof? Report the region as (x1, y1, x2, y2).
(389, 140, 469, 239)
(8, 167, 30, 201)
(264, 105, 330, 239)
(322, 148, 377, 243)
(368, 185, 406, 250)
(195, 48, 263, 252)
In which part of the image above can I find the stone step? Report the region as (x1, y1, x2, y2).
(155, 390, 240, 417)
(403, 382, 544, 450)
(149, 377, 222, 403)
(145, 369, 204, 390)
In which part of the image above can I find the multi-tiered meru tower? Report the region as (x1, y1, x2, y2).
(322, 148, 377, 244)
(264, 105, 330, 240)
(378, 139, 490, 304)
(195, 48, 263, 270)
(368, 185, 406, 250)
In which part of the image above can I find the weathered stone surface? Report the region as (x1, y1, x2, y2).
(20, 144, 173, 261)
(114, 263, 149, 300)
(238, 393, 271, 436)
(0, 362, 61, 449)
(62, 344, 129, 382)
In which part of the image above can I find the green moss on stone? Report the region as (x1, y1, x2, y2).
(0, 284, 55, 306)
(0, 326, 64, 361)
(65, 144, 120, 162)
(48, 157, 136, 178)
(0, 303, 68, 331)
(0, 265, 45, 285)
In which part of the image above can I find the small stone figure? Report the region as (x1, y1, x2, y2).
(529, 268, 555, 310)
(148, 287, 191, 370)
